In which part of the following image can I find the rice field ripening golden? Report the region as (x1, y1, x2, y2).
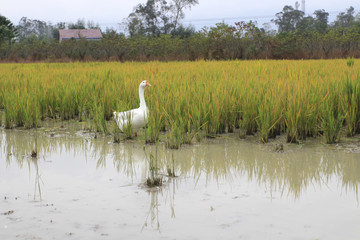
(0, 59, 359, 146)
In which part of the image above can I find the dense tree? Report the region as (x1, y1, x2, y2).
(273, 5, 304, 32)
(171, 24, 195, 38)
(68, 19, 86, 29)
(296, 16, 316, 33)
(86, 20, 100, 29)
(16, 17, 53, 40)
(126, 0, 198, 37)
(0, 15, 17, 44)
(52, 22, 66, 40)
(1, 5, 360, 61)
(171, 0, 198, 32)
(333, 6, 355, 28)
(314, 9, 329, 33)
(127, 0, 172, 36)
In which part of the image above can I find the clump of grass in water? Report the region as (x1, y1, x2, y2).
(30, 109, 41, 158)
(167, 154, 176, 177)
(112, 120, 122, 143)
(146, 175, 162, 187)
(143, 145, 162, 188)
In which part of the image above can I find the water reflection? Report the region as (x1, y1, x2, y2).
(142, 178, 177, 232)
(32, 157, 43, 201)
(1, 128, 359, 203)
(142, 189, 161, 231)
(3, 154, 44, 201)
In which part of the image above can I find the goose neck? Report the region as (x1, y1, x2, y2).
(139, 86, 146, 109)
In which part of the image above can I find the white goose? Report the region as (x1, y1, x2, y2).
(113, 80, 151, 133)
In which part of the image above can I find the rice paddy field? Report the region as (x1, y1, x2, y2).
(0, 59, 360, 145)
(1, 60, 360, 239)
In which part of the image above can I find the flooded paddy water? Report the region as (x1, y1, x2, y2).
(1, 121, 360, 240)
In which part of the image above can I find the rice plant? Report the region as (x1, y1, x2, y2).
(320, 85, 345, 144)
(347, 57, 355, 67)
(0, 59, 359, 145)
(344, 76, 360, 136)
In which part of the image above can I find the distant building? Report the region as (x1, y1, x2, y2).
(59, 29, 102, 42)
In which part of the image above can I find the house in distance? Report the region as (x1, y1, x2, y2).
(59, 29, 102, 42)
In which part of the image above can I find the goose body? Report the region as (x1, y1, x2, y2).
(113, 80, 151, 132)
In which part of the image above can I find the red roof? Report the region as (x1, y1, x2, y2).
(59, 29, 102, 41)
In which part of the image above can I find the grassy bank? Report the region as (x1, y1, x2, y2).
(0, 60, 359, 145)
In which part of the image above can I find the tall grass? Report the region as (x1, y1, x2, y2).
(0, 59, 359, 144)
(344, 75, 360, 136)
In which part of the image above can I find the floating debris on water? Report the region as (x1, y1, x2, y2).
(2, 210, 14, 216)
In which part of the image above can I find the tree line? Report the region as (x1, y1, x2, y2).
(1, 3, 360, 61)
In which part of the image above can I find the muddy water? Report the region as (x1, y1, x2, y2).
(1, 122, 360, 240)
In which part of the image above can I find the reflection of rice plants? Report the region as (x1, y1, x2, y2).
(32, 158, 42, 201)
(0, 60, 359, 144)
(31, 128, 39, 158)
(142, 190, 161, 231)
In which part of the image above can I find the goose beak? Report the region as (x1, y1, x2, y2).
(146, 81, 152, 87)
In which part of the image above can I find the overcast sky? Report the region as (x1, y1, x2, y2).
(1, 0, 360, 30)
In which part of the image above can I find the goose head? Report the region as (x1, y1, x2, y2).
(140, 80, 151, 88)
